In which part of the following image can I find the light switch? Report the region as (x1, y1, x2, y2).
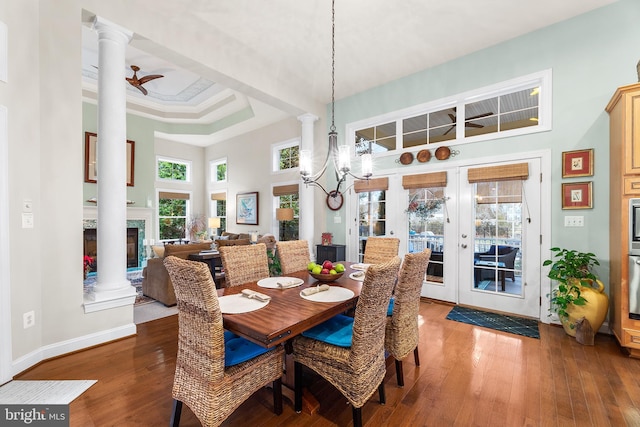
(22, 212, 34, 228)
(22, 199, 32, 212)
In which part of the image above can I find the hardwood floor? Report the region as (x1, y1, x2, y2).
(16, 300, 640, 426)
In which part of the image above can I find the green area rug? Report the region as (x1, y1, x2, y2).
(446, 305, 539, 339)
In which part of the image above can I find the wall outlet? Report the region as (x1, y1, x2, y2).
(23, 311, 35, 329)
(564, 216, 584, 227)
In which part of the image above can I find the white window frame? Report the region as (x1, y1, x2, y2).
(271, 138, 300, 173)
(210, 190, 228, 235)
(346, 69, 552, 158)
(156, 156, 192, 183)
(210, 157, 227, 183)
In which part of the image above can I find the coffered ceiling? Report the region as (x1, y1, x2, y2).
(81, 0, 618, 147)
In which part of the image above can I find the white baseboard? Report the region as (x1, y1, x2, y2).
(12, 323, 136, 376)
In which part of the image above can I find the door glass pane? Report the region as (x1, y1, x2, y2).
(358, 190, 386, 261)
(473, 180, 522, 295)
(407, 187, 445, 283)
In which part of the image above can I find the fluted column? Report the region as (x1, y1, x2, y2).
(297, 113, 318, 259)
(91, 17, 135, 302)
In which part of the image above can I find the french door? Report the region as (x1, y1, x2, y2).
(457, 159, 541, 318)
(347, 156, 543, 319)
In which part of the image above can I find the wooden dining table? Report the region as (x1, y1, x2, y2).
(216, 261, 364, 413)
(216, 261, 363, 348)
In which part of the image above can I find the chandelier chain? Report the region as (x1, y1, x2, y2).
(330, 0, 336, 132)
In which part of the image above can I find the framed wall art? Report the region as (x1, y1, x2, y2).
(562, 181, 592, 209)
(562, 148, 593, 178)
(84, 132, 135, 186)
(236, 191, 259, 225)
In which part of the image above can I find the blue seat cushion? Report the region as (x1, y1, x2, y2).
(224, 335, 271, 367)
(387, 296, 395, 316)
(301, 314, 354, 347)
(224, 330, 238, 342)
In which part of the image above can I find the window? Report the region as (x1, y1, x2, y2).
(355, 121, 396, 155)
(273, 184, 299, 240)
(272, 139, 300, 172)
(210, 192, 227, 234)
(157, 157, 190, 182)
(278, 194, 299, 241)
(210, 158, 227, 183)
(158, 191, 190, 240)
(350, 70, 551, 155)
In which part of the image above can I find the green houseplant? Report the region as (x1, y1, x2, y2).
(543, 247, 608, 337)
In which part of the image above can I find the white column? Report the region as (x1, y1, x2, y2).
(91, 17, 135, 302)
(297, 113, 318, 259)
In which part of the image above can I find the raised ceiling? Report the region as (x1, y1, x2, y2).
(81, 0, 618, 147)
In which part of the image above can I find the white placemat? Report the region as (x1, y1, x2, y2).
(218, 294, 269, 314)
(300, 286, 355, 303)
(257, 277, 304, 289)
(349, 272, 365, 282)
(351, 263, 371, 271)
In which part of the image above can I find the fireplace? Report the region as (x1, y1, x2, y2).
(83, 228, 139, 270)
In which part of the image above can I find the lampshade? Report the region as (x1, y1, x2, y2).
(208, 217, 221, 228)
(276, 208, 294, 221)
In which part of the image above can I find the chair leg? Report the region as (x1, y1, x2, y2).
(273, 378, 283, 415)
(352, 406, 363, 427)
(294, 361, 303, 413)
(378, 380, 386, 405)
(395, 359, 404, 387)
(414, 347, 420, 366)
(170, 399, 182, 427)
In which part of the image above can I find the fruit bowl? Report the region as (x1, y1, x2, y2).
(308, 271, 344, 283)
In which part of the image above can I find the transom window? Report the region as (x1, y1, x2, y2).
(157, 157, 191, 182)
(272, 139, 300, 172)
(210, 158, 227, 183)
(349, 70, 551, 155)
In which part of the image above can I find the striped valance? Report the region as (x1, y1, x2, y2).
(159, 191, 190, 200)
(354, 177, 389, 193)
(402, 171, 447, 189)
(467, 163, 529, 183)
(273, 184, 299, 196)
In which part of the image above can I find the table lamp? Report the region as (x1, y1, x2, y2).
(276, 208, 294, 241)
(208, 217, 221, 239)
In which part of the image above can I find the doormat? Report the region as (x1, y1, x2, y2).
(0, 380, 96, 404)
(446, 305, 539, 339)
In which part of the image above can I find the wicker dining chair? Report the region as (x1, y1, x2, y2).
(276, 240, 311, 274)
(363, 236, 400, 265)
(219, 242, 270, 287)
(385, 249, 431, 387)
(163, 256, 284, 427)
(292, 256, 402, 427)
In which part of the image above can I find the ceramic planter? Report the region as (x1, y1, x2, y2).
(561, 279, 609, 337)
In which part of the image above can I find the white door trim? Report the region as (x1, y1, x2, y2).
(0, 105, 12, 385)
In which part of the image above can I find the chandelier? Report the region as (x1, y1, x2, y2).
(299, 0, 372, 204)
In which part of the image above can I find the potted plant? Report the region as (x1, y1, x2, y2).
(543, 247, 608, 337)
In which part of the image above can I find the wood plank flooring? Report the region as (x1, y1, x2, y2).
(15, 300, 640, 426)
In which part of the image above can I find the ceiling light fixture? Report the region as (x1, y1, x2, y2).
(299, 0, 372, 207)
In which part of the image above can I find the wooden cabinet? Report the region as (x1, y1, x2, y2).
(316, 244, 346, 263)
(606, 82, 640, 357)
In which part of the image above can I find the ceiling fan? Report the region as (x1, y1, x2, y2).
(125, 65, 164, 96)
(443, 107, 494, 135)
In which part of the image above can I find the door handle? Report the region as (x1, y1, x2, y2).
(461, 244, 467, 249)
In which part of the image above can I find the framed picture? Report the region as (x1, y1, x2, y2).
(562, 149, 593, 178)
(562, 182, 592, 209)
(236, 192, 259, 225)
(84, 132, 135, 186)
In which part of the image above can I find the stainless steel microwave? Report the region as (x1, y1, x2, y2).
(630, 198, 640, 256)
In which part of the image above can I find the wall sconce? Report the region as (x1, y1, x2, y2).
(208, 217, 221, 239)
(276, 208, 294, 241)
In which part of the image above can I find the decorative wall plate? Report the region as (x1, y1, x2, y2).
(435, 146, 451, 160)
(417, 149, 431, 163)
(399, 152, 414, 165)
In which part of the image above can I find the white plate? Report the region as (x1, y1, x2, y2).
(300, 286, 355, 303)
(351, 263, 371, 271)
(257, 277, 304, 289)
(349, 272, 365, 282)
(218, 294, 269, 314)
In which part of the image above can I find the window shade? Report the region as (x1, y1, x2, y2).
(402, 171, 447, 189)
(476, 181, 522, 204)
(354, 177, 389, 193)
(159, 191, 190, 200)
(272, 184, 299, 196)
(210, 192, 226, 201)
(467, 163, 529, 183)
